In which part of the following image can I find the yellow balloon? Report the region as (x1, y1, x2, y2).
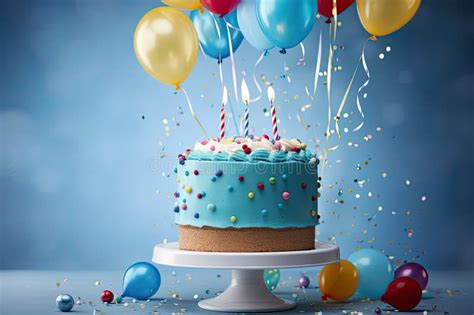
(356, 0, 421, 36)
(162, 0, 202, 11)
(319, 260, 359, 301)
(134, 7, 198, 88)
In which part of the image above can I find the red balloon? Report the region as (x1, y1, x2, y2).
(382, 277, 422, 312)
(200, 0, 240, 18)
(318, 0, 353, 20)
(100, 290, 114, 303)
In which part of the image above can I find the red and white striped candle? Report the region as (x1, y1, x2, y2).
(220, 86, 228, 140)
(267, 86, 279, 141)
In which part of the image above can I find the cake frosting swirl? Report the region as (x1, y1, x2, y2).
(183, 136, 317, 164)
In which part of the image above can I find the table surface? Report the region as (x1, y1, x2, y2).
(1, 268, 473, 314)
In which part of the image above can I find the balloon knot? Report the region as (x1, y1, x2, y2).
(198, 7, 204, 13)
(370, 35, 377, 41)
(175, 84, 181, 91)
(217, 57, 223, 64)
(264, 50, 269, 57)
(279, 48, 287, 54)
(325, 18, 332, 24)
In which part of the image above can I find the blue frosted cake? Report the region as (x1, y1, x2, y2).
(174, 135, 320, 252)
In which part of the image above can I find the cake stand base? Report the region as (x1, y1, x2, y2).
(152, 242, 339, 312)
(198, 269, 295, 312)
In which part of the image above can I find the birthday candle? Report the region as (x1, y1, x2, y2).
(220, 86, 228, 140)
(241, 79, 250, 137)
(267, 86, 279, 141)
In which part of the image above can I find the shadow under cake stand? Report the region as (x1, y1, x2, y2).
(152, 242, 339, 312)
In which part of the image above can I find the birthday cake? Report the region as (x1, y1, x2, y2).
(173, 136, 320, 252)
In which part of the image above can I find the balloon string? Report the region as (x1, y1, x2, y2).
(297, 43, 306, 66)
(325, 25, 333, 141)
(296, 29, 322, 131)
(320, 25, 335, 179)
(334, 37, 371, 138)
(332, 0, 338, 42)
(218, 61, 240, 136)
(313, 30, 323, 97)
(225, 22, 241, 135)
(225, 21, 240, 31)
(249, 52, 265, 103)
(181, 87, 209, 138)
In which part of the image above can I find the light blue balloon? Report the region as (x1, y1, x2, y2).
(191, 10, 244, 61)
(237, 0, 274, 51)
(122, 262, 161, 300)
(348, 249, 394, 300)
(256, 0, 316, 49)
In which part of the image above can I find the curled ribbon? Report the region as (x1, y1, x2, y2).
(352, 43, 370, 132)
(181, 87, 209, 138)
(334, 37, 372, 138)
(249, 52, 265, 103)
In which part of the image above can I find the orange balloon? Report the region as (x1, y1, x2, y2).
(319, 260, 359, 301)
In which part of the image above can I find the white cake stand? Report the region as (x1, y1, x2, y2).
(152, 242, 339, 312)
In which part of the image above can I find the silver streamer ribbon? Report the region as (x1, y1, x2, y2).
(181, 87, 209, 138)
(334, 37, 371, 138)
(249, 52, 265, 103)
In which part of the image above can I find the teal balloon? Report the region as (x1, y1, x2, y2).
(348, 249, 394, 300)
(122, 262, 161, 300)
(237, 0, 273, 51)
(264, 268, 280, 291)
(256, 0, 316, 49)
(190, 9, 243, 60)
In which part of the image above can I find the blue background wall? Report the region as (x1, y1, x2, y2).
(1, 0, 473, 270)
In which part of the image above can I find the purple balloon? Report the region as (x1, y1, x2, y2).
(298, 276, 310, 288)
(394, 262, 429, 290)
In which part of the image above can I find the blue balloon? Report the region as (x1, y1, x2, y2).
(348, 249, 394, 300)
(237, 0, 273, 51)
(122, 262, 161, 300)
(264, 268, 280, 291)
(191, 9, 244, 60)
(256, 0, 316, 49)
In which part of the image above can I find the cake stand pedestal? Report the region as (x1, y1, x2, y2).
(152, 242, 339, 312)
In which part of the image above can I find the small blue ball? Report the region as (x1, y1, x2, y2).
(227, 186, 234, 192)
(261, 209, 268, 217)
(215, 170, 223, 177)
(277, 202, 284, 209)
(56, 294, 74, 312)
(211, 176, 217, 182)
(179, 159, 185, 165)
(282, 174, 288, 181)
(173, 206, 179, 213)
(194, 213, 200, 219)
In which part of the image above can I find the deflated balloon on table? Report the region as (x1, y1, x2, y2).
(191, 9, 243, 60)
(256, 0, 316, 49)
(122, 262, 161, 300)
(134, 7, 198, 88)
